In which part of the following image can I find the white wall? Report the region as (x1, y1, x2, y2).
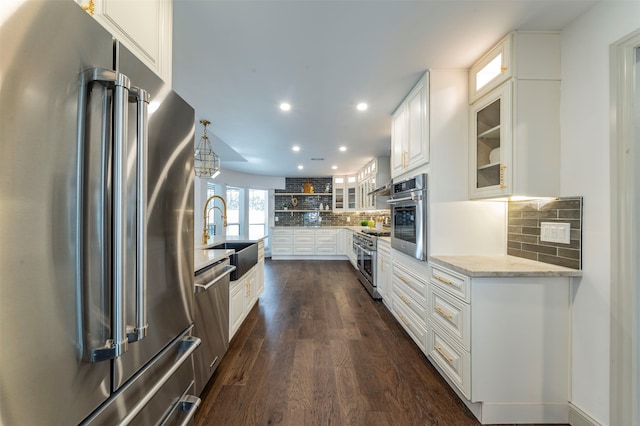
(560, 2, 640, 424)
(428, 69, 506, 256)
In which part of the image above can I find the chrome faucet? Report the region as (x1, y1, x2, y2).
(202, 195, 227, 245)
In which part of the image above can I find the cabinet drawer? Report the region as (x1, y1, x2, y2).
(393, 264, 427, 307)
(271, 245, 293, 255)
(315, 234, 337, 245)
(293, 245, 314, 255)
(393, 281, 427, 328)
(294, 235, 314, 245)
(377, 240, 391, 256)
(392, 293, 427, 352)
(428, 285, 470, 350)
(272, 234, 293, 245)
(427, 322, 470, 399)
(315, 245, 337, 255)
(429, 263, 470, 303)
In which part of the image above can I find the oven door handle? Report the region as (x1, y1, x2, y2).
(387, 195, 416, 204)
(358, 247, 374, 256)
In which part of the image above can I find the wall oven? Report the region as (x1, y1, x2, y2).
(388, 173, 428, 261)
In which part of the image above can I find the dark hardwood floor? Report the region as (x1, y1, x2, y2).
(195, 259, 565, 426)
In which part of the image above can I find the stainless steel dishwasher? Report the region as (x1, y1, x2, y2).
(193, 258, 236, 395)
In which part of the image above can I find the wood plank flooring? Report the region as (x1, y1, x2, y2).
(195, 259, 566, 426)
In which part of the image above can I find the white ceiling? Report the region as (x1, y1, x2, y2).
(173, 0, 596, 178)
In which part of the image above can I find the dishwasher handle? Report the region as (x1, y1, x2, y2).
(194, 265, 236, 293)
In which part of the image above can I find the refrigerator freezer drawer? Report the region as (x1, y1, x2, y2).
(82, 328, 200, 425)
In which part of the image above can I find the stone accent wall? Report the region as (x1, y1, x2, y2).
(507, 197, 583, 269)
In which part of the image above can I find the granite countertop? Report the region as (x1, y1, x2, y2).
(430, 255, 582, 278)
(194, 248, 234, 273)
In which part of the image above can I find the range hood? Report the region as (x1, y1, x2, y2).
(367, 181, 391, 197)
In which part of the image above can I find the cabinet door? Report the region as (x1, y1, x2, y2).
(77, 0, 172, 82)
(469, 82, 512, 199)
(391, 107, 406, 177)
(406, 77, 429, 169)
(333, 177, 345, 211)
(229, 280, 245, 339)
(469, 34, 512, 103)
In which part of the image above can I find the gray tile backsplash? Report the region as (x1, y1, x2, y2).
(274, 177, 390, 227)
(507, 197, 583, 270)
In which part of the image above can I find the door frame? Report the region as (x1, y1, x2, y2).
(610, 28, 640, 426)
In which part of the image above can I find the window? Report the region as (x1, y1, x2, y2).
(248, 189, 267, 240)
(206, 182, 218, 237)
(226, 187, 241, 238)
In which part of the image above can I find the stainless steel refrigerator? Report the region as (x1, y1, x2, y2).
(1, 1, 199, 424)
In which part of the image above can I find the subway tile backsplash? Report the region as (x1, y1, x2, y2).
(274, 177, 390, 227)
(507, 197, 583, 270)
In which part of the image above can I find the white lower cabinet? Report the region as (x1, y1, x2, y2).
(376, 239, 391, 303)
(426, 261, 571, 424)
(390, 260, 428, 352)
(229, 266, 260, 340)
(271, 228, 342, 259)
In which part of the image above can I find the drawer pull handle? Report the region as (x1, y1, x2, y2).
(435, 305, 453, 319)
(433, 274, 453, 285)
(399, 314, 410, 327)
(400, 295, 411, 306)
(435, 345, 454, 363)
(398, 275, 411, 284)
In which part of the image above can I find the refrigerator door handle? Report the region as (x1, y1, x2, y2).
(127, 86, 150, 343)
(119, 336, 202, 425)
(175, 395, 202, 426)
(79, 67, 131, 362)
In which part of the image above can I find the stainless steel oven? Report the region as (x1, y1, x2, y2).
(388, 173, 428, 261)
(352, 232, 380, 299)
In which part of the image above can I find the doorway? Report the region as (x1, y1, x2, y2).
(610, 30, 640, 426)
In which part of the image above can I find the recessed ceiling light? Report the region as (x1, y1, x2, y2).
(332, 165, 338, 170)
(356, 102, 368, 111)
(297, 165, 303, 170)
(292, 145, 300, 152)
(339, 146, 347, 152)
(280, 102, 291, 111)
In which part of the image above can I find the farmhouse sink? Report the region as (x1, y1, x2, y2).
(210, 242, 258, 281)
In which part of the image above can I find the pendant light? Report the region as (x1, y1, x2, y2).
(194, 119, 220, 178)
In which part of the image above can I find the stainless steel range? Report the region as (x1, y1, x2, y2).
(353, 230, 390, 299)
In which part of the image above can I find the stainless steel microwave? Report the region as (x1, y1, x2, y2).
(387, 173, 428, 261)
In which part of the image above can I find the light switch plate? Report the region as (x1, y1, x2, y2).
(540, 222, 571, 244)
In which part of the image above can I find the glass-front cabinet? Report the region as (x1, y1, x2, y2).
(333, 175, 357, 211)
(468, 31, 561, 200)
(469, 82, 511, 198)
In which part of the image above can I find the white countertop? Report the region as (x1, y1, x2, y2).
(430, 255, 582, 278)
(194, 248, 234, 273)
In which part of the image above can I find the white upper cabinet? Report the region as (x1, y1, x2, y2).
(357, 157, 390, 210)
(469, 32, 561, 200)
(76, 0, 172, 84)
(333, 175, 357, 212)
(391, 72, 429, 178)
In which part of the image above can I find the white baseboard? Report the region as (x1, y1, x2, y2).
(569, 403, 602, 426)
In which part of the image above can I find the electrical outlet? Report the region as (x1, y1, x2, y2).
(347, 217, 351, 222)
(275, 216, 279, 222)
(540, 222, 571, 244)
